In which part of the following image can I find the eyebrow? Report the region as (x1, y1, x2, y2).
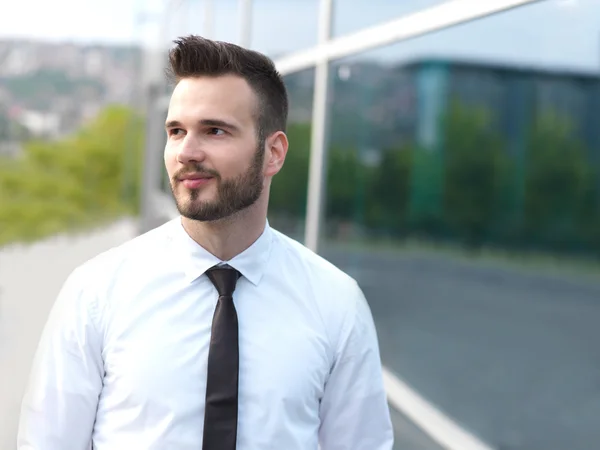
(165, 119, 241, 133)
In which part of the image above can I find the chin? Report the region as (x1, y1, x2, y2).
(177, 198, 205, 214)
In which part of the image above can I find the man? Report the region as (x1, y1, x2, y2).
(17, 35, 394, 449)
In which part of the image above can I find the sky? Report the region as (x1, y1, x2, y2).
(0, 0, 598, 72)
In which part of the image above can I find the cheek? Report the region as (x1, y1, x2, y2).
(214, 145, 254, 176)
(164, 144, 177, 172)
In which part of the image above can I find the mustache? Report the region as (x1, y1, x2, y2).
(173, 165, 220, 181)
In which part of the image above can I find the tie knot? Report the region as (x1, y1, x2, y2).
(206, 266, 240, 297)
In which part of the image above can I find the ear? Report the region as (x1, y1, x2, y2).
(263, 131, 289, 178)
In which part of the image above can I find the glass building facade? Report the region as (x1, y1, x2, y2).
(141, 1, 600, 449)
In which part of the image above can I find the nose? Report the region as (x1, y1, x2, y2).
(176, 133, 206, 165)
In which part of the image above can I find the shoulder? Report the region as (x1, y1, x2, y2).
(270, 228, 361, 297)
(269, 228, 370, 347)
(77, 219, 174, 273)
(61, 219, 177, 303)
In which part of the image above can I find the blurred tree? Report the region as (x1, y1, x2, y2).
(579, 179, 600, 255)
(269, 122, 311, 219)
(442, 100, 510, 249)
(3, 69, 104, 109)
(0, 105, 144, 247)
(0, 109, 31, 142)
(326, 145, 361, 221)
(523, 110, 596, 252)
(0, 113, 9, 140)
(365, 146, 413, 234)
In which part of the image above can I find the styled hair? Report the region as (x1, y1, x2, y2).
(166, 35, 288, 139)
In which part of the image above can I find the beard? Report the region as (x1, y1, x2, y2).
(170, 142, 265, 222)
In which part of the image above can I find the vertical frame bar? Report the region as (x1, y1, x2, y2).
(238, 0, 253, 48)
(304, 0, 334, 252)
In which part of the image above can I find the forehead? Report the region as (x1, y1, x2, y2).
(167, 75, 258, 128)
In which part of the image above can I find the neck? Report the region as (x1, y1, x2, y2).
(180, 197, 268, 261)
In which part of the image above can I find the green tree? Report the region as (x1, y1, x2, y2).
(3, 69, 104, 109)
(0, 105, 144, 247)
(269, 122, 311, 219)
(365, 146, 413, 234)
(326, 146, 362, 221)
(442, 100, 510, 248)
(523, 110, 595, 251)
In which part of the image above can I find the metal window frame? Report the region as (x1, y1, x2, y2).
(140, 0, 543, 241)
(297, 0, 542, 252)
(303, 0, 334, 251)
(237, 0, 253, 48)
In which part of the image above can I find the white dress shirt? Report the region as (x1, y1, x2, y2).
(17, 218, 394, 450)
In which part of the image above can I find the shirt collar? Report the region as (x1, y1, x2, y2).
(170, 217, 273, 286)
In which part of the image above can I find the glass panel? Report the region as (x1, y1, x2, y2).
(163, 0, 239, 44)
(322, 1, 600, 449)
(213, 0, 243, 43)
(332, 0, 447, 37)
(251, 0, 319, 57)
(168, 0, 319, 53)
(267, 68, 315, 242)
(165, 0, 319, 59)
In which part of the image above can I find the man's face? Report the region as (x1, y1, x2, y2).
(164, 75, 265, 222)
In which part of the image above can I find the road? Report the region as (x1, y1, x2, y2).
(323, 246, 600, 450)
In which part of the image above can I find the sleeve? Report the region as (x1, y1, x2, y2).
(318, 280, 394, 450)
(17, 266, 105, 450)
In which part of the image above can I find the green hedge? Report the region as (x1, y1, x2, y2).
(270, 101, 600, 257)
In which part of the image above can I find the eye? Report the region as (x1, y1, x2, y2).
(168, 128, 185, 137)
(208, 128, 226, 136)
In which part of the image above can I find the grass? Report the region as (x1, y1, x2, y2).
(322, 236, 600, 283)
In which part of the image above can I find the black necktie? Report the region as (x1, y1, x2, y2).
(203, 266, 241, 450)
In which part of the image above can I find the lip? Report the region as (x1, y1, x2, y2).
(180, 176, 213, 189)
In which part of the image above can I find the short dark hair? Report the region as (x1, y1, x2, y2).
(166, 35, 288, 139)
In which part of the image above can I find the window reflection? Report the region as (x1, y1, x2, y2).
(333, 0, 446, 37)
(318, 2, 600, 449)
(251, 0, 318, 57)
(267, 68, 316, 241)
